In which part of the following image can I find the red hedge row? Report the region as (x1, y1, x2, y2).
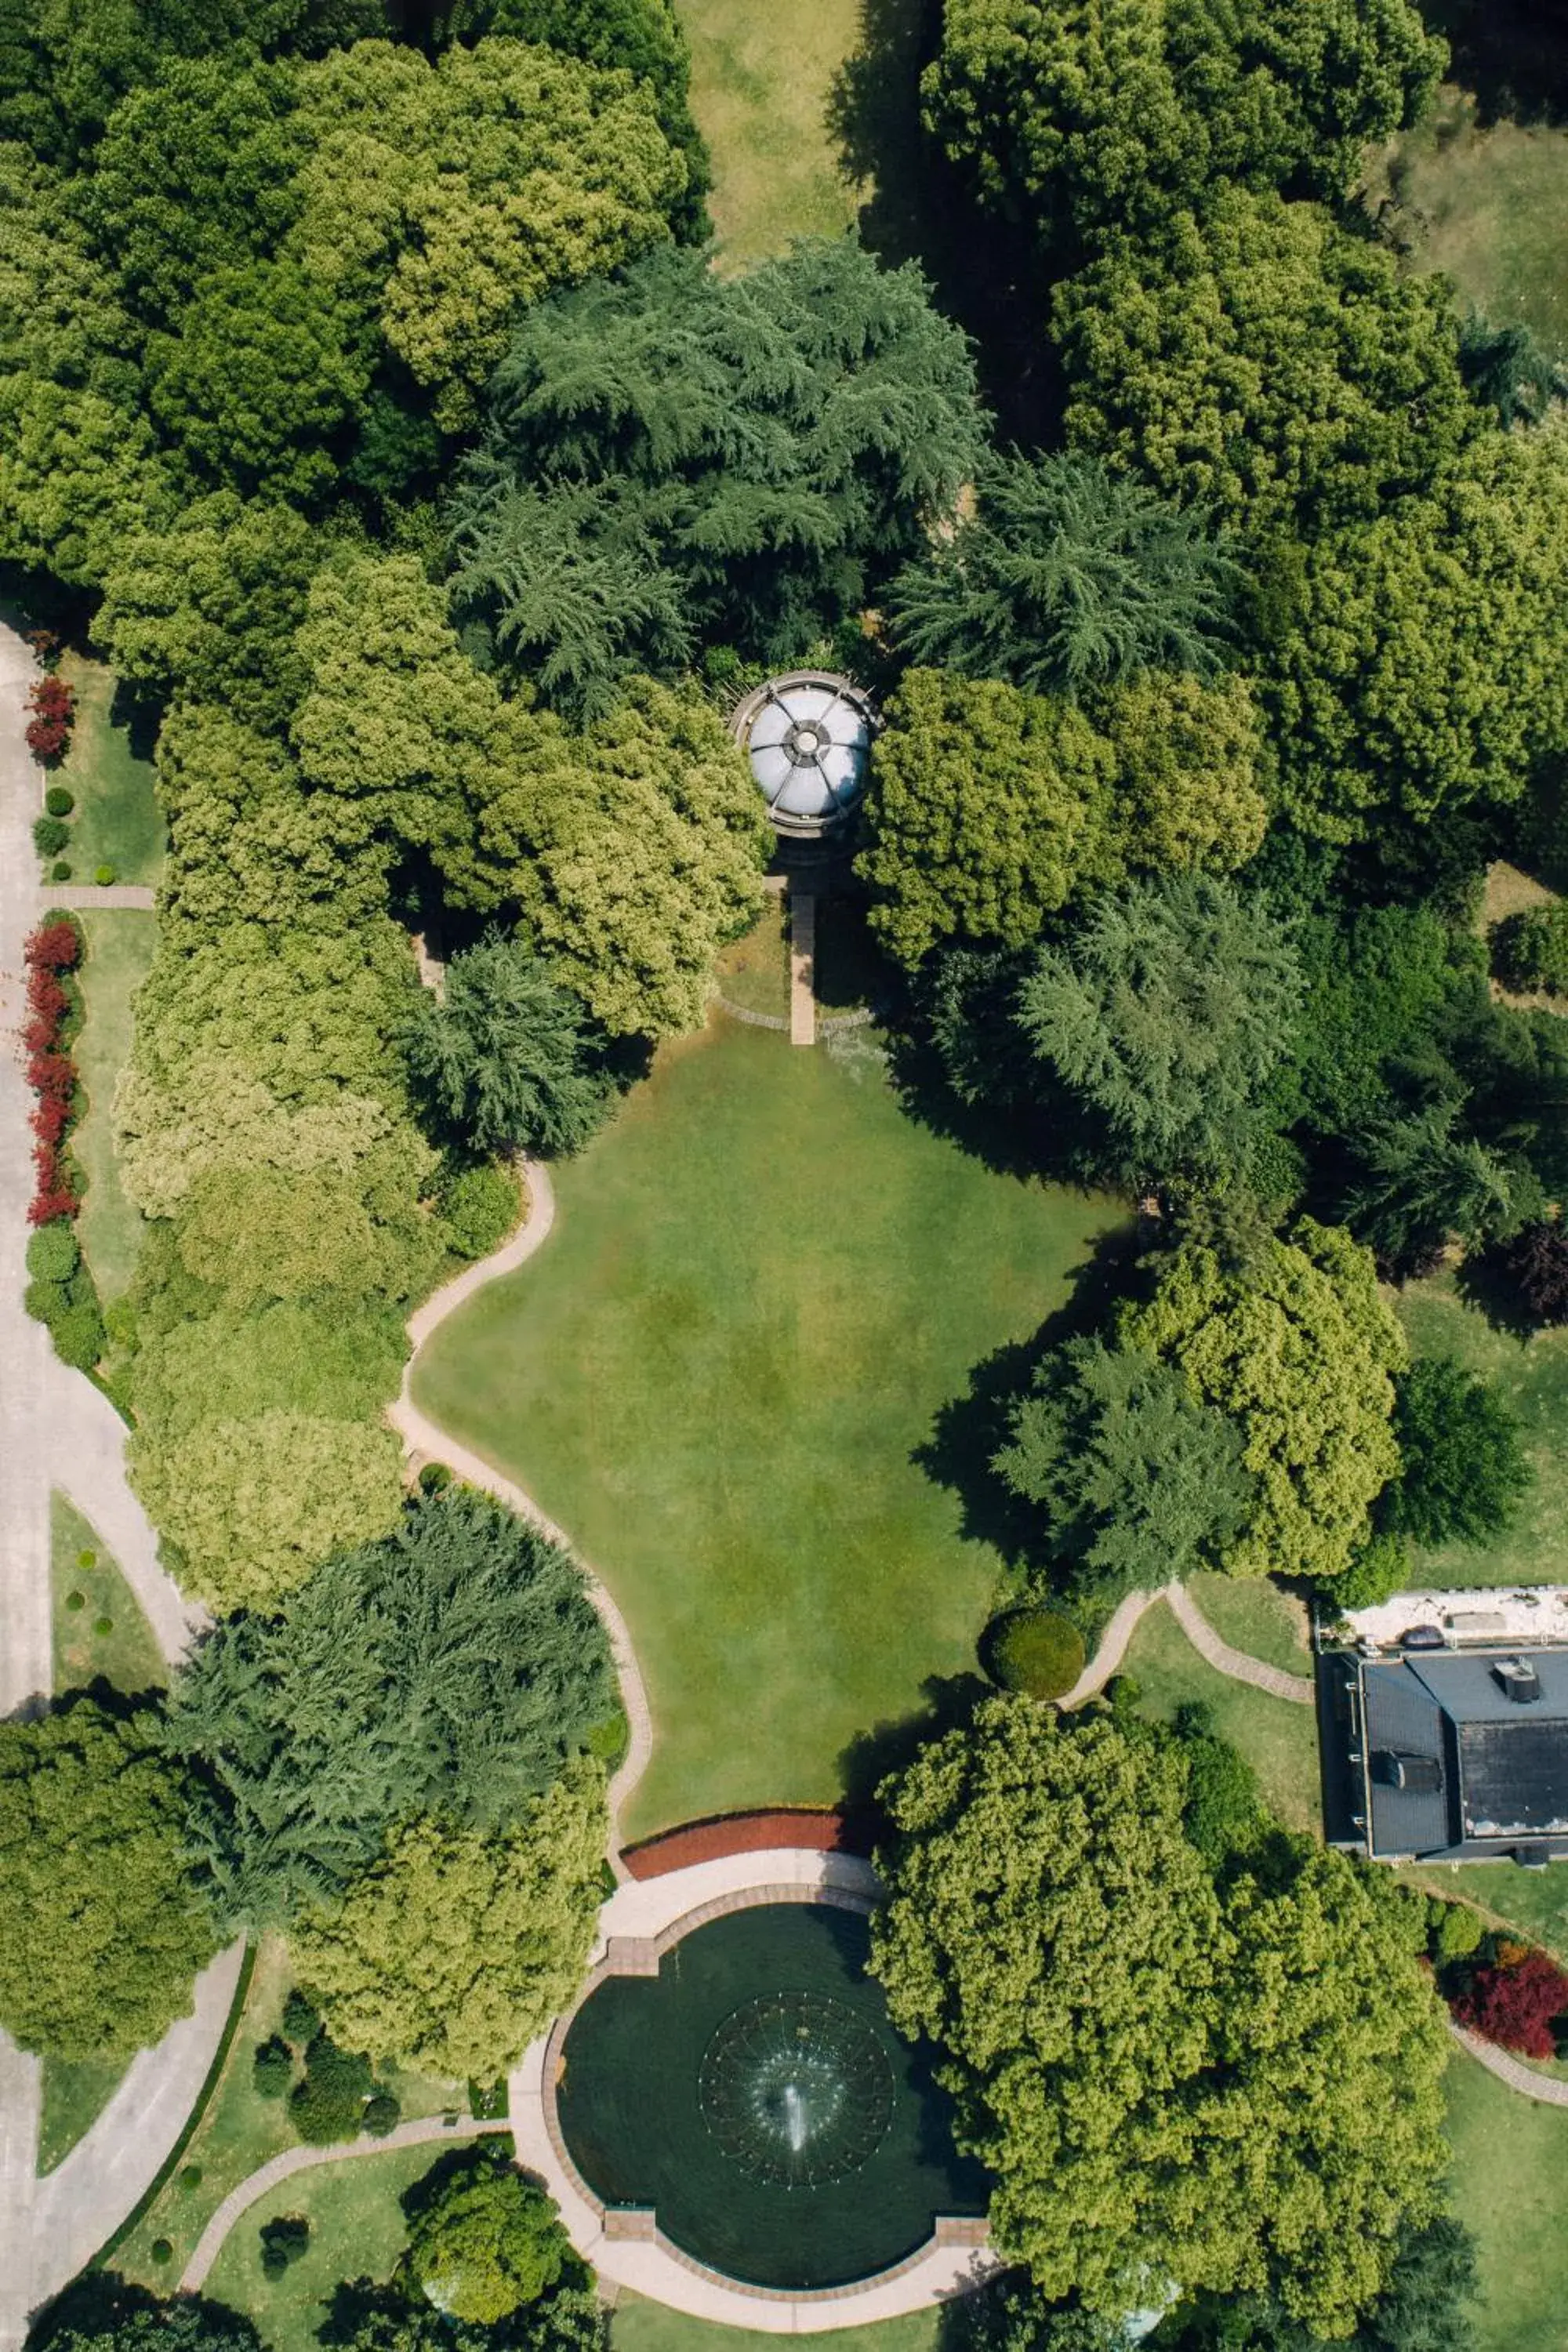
(22, 919, 82, 1225)
(25, 674, 74, 763)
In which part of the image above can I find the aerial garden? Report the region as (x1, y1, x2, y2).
(3, 0, 1568, 2349)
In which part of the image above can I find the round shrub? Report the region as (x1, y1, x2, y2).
(26, 1221, 78, 1285)
(1433, 1904, 1485, 1965)
(418, 1462, 453, 1495)
(93, 1616, 113, 1637)
(440, 1161, 522, 1261)
(50, 1298, 105, 1371)
(44, 786, 74, 817)
(259, 2215, 310, 2278)
(93, 863, 117, 887)
(986, 1607, 1086, 1700)
(180, 2163, 203, 2190)
(32, 816, 68, 857)
(49, 861, 71, 883)
(65, 1591, 85, 1613)
(281, 1987, 321, 2045)
(23, 1276, 69, 1327)
(150, 2240, 173, 2267)
(362, 2090, 401, 2138)
(252, 2034, 295, 2099)
(77, 1549, 95, 1569)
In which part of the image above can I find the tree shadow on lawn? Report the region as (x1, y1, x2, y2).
(1454, 1243, 1544, 1341)
(837, 1668, 993, 1837)
(1425, 0, 1568, 128)
(825, 0, 1067, 447)
(911, 1221, 1145, 1574)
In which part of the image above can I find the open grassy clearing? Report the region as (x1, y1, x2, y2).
(1185, 1573, 1312, 1677)
(1371, 87, 1568, 360)
(713, 892, 789, 1020)
(73, 909, 155, 1300)
(416, 1017, 1124, 1838)
(1395, 1272, 1568, 1590)
(114, 1940, 459, 2289)
(673, 0, 860, 263)
(1116, 1599, 1320, 1835)
(51, 1490, 164, 1702)
(1443, 2047, 1568, 2352)
(612, 2296, 939, 2352)
(202, 2142, 449, 2352)
(50, 654, 164, 885)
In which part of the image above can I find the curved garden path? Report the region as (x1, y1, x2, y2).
(1058, 1583, 1314, 1710)
(389, 1163, 654, 1855)
(0, 619, 225, 2347)
(1446, 2020, 1568, 2104)
(180, 2112, 511, 2292)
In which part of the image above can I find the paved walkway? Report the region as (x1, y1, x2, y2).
(0, 621, 212, 2349)
(789, 890, 816, 1047)
(1058, 1584, 1314, 1710)
(389, 1163, 653, 1856)
(1447, 2020, 1568, 2104)
(36, 886, 155, 913)
(181, 2111, 510, 2292)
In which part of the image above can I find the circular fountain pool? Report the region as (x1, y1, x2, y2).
(554, 1901, 986, 2291)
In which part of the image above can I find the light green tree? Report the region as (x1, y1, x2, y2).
(130, 1411, 405, 1611)
(293, 1762, 607, 2079)
(857, 669, 1116, 966)
(0, 1698, 216, 2061)
(405, 2148, 569, 2322)
(1100, 670, 1266, 876)
(1119, 1219, 1407, 1584)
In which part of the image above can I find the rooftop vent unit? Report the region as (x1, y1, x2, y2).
(1371, 1751, 1443, 1794)
(1494, 1657, 1542, 1705)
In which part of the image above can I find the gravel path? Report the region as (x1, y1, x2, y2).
(1167, 1583, 1314, 1703)
(180, 2112, 511, 2292)
(1446, 2020, 1568, 2104)
(390, 1163, 654, 1858)
(36, 886, 155, 912)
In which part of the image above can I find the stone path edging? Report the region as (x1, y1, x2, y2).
(510, 1849, 1000, 2329)
(1446, 2019, 1568, 2104)
(1057, 1584, 1313, 1711)
(180, 2111, 512, 2292)
(389, 1163, 653, 1860)
(35, 886, 155, 912)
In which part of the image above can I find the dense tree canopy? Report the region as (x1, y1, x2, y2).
(25, 2283, 269, 2352)
(405, 935, 613, 1159)
(292, 1762, 606, 2078)
(0, 1697, 216, 2060)
(1120, 1221, 1406, 1587)
(404, 2147, 571, 2322)
(170, 1489, 617, 1924)
(1384, 1356, 1531, 1548)
(872, 1699, 1449, 2332)
(887, 452, 1241, 695)
(449, 238, 985, 712)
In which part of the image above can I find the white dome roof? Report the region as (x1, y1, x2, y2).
(735, 673, 877, 837)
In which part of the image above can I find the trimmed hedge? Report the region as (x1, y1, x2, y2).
(986, 1606, 1087, 1700)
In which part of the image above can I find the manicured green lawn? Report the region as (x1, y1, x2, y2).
(51, 1491, 165, 1700)
(1117, 1600, 1322, 1835)
(415, 1018, 1124, 1838)
(1443, 2047, 1568, 2352)
(713, 896, 789, 1021)
(1373, 89, 1568, 361)
(674, 0, 861, 262)
(1395, 1271, 1568, 1589)
(1185, 1573, 1312, 1677)
(51, 654, 165, 886)
(203, 2143, 449, 2352)
(74, 909, 156, 1300)
(37, 2052, 132, 2177)
(1403, 1856, 1568, 1969)
(613, 2296, 939, 2352)
(116, 1940, 459, 2289)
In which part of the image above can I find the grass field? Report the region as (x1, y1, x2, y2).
(202, 2143, 450, 2352)
(37, 2049, 132, 2178)
(415, 1017, 1123, 1838)
(1373, 88, 1568, 360)
(51, 654, 164, 885)
(50, 1492, 165, 1701)
(713, 895, 789, 1020)
(73, 909, 155, 1300)
(116, 1940, 460, 2289)
(1117, 1600, 1322, 1835)
(674, 0, 861, 262)
(1395, 1271, 1568, 1590)
(1185, 1573, 1312, 1677)
(1443, 2047, 1568, 2352)
(613, 2296, 940, 2352)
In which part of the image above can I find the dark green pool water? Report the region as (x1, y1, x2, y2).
(556, 1902, 989, 2290)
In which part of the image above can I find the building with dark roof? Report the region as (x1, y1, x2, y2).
(1319, 1645, 1568, 1865)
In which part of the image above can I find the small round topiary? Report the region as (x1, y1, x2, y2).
(985, 1606, 1087, 1701)
(44, 786, 74, 817)
(418, 1462, 453, 1495)
(93, 1615, 113, 1637)
(150, 2239, 173, 2267)
(180, 2163, 203, 2190)
(93, 863, 116, 887)
(362, 2090, 401, 2138)
(77, 1549, 95, 1569)
(50, 861, 71, 883)
(65, 1590, 85, 1613)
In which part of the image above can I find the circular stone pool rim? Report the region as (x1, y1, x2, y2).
(508, 1848, 996, 2331)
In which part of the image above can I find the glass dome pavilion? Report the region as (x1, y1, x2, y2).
(732, 672, 877, 839)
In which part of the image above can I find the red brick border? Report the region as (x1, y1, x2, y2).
(621, 1809, 873, 1880)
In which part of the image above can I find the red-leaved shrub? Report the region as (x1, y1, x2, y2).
(21, 918, 83, 1222)
(26, 675, 75, 764)
(26, 919, 81, 972)
(1451, 1947, 1568, 2058)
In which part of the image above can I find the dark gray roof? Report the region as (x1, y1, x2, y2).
(1406, 1649, 1568, 1723)
(1362, 1663, 1452, 1857)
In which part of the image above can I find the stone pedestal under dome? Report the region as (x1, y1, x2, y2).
(731, 673, 878, 840)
